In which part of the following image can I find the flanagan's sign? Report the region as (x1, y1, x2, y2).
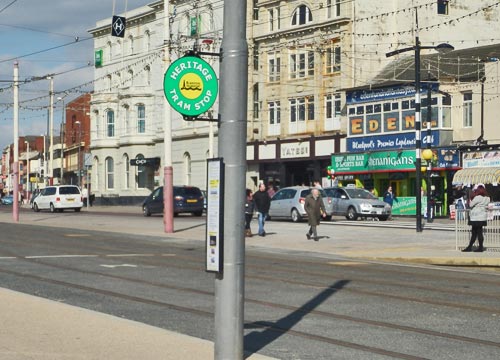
(164, 55, 218, 117)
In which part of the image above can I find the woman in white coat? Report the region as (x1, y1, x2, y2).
(462, 184, 490, 252)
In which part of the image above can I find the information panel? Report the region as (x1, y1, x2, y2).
(206, 158, 224, 273)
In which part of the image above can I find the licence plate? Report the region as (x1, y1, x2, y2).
(187, 199, 197, 203)
(66, 198, 74, 202)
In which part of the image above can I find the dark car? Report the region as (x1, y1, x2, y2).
(142, 186, 204, 217)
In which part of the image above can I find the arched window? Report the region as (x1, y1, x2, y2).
(144, 65, 151, 86)
(106, 109, 115, 137)
(128, 69, 134, 86)
(123, 154, 130, 189)
(137, 104, 145, 133)
(105, 157, 114, 190)
(183, 152, 191, 185)
(291, 5, 312, 26)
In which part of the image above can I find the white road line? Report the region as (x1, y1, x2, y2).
(106, 254, 156, 257)
(25, 255, 99, 259)
(0, 257, 17, 260)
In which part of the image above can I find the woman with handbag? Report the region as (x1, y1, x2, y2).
(462, 184, 490, 252)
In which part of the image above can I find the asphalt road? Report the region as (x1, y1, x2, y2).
(1, 210, 500, 359)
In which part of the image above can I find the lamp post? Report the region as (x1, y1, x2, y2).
(25, 140, 30, 203)
(386, 13, 453, 232)
(422, 149, 433, 223)
(58, 97, 65, 184)
(75, 121, 81, 187)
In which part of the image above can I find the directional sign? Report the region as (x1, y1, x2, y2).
(111, 15, 126, 38)
(164, 55, 218, 118)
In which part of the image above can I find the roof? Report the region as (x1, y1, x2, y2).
(370, 43, 500, 88)
(452, 167, 500, 186)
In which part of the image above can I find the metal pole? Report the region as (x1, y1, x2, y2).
(49, 76, 54, 183)
(215, 0, 248, 358)
(426, 70, 433, 223)
(414, 22, 423, 232)
(78, 123, 81, 187)
(25, 141, 30, 203)
(60, 98, 65, 184)
(13, 61, 19, 222)
(163, 0, 174, 233)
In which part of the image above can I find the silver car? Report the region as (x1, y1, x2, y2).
(268, 186, 333, 222)
(324, 186, 391, 221)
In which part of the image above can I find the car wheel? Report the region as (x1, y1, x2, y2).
(378, 216, 388, 221)
(346, 207, 358, 221)
(33, 203, 40, 212)
(291, 208, 301, 222)
(143, 205, 151, 217)
(50, 203, 55, 213)
(193, 211, 203, 217)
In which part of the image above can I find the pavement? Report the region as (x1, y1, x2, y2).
(0, 204, 499, 359)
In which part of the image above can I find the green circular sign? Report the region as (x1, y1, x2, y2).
(164, 55, 218, 117)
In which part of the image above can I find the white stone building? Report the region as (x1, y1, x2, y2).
(89, 1, 223, 204)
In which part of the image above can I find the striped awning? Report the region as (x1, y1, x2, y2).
(453, 167, 500, 186)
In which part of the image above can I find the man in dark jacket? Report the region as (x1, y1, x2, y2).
(253, 183, 271, 237)
(304, 188, 326, 241)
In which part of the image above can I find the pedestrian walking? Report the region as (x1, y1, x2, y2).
(245, 189, 255, 237)
(82, 185, 89, 206)
(382, 185, 397, 219)
(253, 183, 271, 237)
(462, 184, 490, 252)
(304, 188, 326, 241)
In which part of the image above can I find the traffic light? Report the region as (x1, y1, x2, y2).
(326, 165, 335, 179)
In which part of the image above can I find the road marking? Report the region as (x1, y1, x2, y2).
(25, 255, 99, 259)
(64, 234, 91, 237)
(106, 254, 155, 257)
(0, 257, 17, 260)
(100, 264, 138, 268)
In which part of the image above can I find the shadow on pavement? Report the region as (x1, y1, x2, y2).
(243, 279, 350, 358)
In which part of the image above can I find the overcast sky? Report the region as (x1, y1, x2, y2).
(0, 0, 151, 150)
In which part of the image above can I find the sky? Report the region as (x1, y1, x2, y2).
(0, 0, 152, 151)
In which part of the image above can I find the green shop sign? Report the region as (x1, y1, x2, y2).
(164, 55, 218, 117)
(332, 150, 416, 173)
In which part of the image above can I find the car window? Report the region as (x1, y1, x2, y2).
(152, 187, 162, 198)
(284, 189, 296, 200)
(44, 187, 57, 196)
(175, 187, 201, 197)
(301, 189, 310, 198)
(345, 188, 375, 199)
(272, 190, 285, 201)
(59, 186, 80, 195)
(333, 189, 345, 199)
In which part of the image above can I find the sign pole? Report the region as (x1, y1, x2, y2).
(214, 0, 248, 358)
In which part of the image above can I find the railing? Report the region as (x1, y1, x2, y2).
(455, 208, 500, 251)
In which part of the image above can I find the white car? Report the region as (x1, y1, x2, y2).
(32, 185, 83, 213)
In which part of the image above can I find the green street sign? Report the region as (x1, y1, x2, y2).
(164, 55, 218, 117)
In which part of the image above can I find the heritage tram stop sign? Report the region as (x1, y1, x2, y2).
(163, 53, 219, 120)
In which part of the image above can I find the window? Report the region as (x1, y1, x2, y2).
(290, 96, 314, 122)
(184, 152, 191, 185)
(137, 104, 145, 133)
(268, 101, 281, 125)
(290, 50, 314, 79)
(268, 52, 281, 81)
(145, 65, 151, 86)
(136, 154, 147, 189)
(437, 0, 449, 15)
(253, 0, 259, 21)
(144, 30, 151, 52)
(123, 104, 129, 135)
(253, 47, 259, 70)
(291, 5, 312, 26)
(463, 92, 472, 127)
(123, 154, 129, 189)
(327, 0, 341, 18)
(325, 94, 341, 119)
(253, 84, 259, 119)
(269, 7, 280, 31)
(325, 43, 341, 73)
(128, 69, 134, 86)
(105, 157, 114, 190)
(106, 110, 115, 137)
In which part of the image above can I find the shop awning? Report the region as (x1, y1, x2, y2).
(452, 167, 500, 186)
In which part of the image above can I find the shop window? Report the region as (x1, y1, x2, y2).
(463, 92, 473, 127)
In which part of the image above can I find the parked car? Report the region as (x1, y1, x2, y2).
(29, 189, 41, 209)
(268, 186, 333, 222)
(32, 185, 83, 213)
(201, 190, 207, 211)
(323, 186, 391, 221)
(0, 194, 14, 205)
(142, 186, 204, 217)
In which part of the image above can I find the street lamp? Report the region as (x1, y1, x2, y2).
(75, 121, 81, 187)
(422, 148, 433, 223)
(386, 14, 453, 232)
(57, 97, 65, 184)
(25, 140, 30, 202)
